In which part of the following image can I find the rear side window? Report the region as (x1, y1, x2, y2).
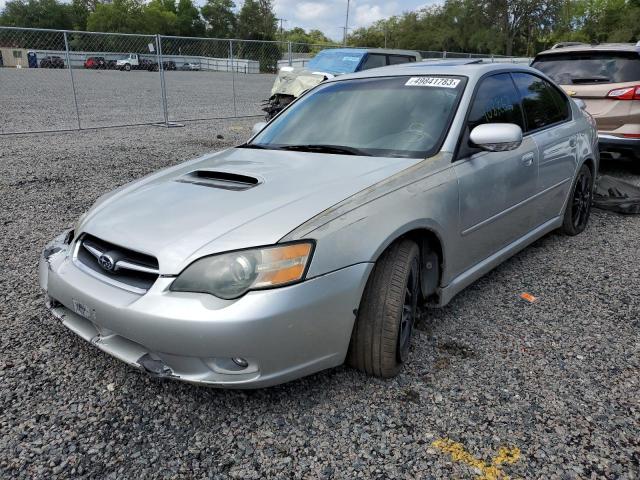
(467, 73, 524, 130)
(511, 73, 569, 131)
(388, 55, 415, 65)
(361, 53, 387, 70)
(531, 52, 640, 85)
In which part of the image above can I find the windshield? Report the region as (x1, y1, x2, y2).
(250, 75, 466, 158)
(532, 52, 640, 85)
(307, 50, 366, 74)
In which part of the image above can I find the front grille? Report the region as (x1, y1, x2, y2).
(75, 234, 159, 292)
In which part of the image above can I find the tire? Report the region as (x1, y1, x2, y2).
(124, 63, 131, 72)
(562, 163, 593, 236)
(347, 239, 421, 378)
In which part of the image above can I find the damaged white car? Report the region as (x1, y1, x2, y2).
(263, 47, 421, 119)
(41, 63, 597, 388)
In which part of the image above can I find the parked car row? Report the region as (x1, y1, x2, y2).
(82, 54, 181, 72)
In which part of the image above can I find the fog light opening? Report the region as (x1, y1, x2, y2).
(232, 357, 249, 368)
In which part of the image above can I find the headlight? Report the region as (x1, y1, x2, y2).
(170, 242, 314, 299)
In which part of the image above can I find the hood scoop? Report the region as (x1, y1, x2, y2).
(176, 170, 260, 191)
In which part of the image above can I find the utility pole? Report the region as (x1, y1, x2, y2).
(343, 0, 350, 45)
(277, 18, 287, 41)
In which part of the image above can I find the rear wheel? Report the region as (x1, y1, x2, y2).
(562, 163, 593, 236)
(347, 239, 420, 378)
(124, 63, 131, 72)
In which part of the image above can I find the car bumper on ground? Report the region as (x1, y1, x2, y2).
(40, 232, 373, 388)
(598, 134, 640, 161)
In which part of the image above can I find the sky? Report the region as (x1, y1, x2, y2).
(0, 0, 440, 42)
(272, 1, 437, 40)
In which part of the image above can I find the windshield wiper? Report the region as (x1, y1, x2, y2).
(278, 144, 371, 156)
(236, 143, 280, 150)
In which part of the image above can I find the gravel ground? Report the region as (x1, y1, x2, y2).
(0, 69, 275, 134)
(0, 122, 639, 479)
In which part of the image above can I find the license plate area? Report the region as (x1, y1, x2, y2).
(72, 299, 95, 320)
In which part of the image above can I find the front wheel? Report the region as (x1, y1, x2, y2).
(562, 163, 593, 236)
(124, 63, 131, 72)
(347, 239, 421, 378)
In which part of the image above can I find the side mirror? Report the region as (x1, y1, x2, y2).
(469, 123, 523, 152)
(252, 122, 267, 137)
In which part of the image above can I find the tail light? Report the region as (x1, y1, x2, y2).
(607, 86, 640, 100)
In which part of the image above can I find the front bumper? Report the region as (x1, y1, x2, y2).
(40, 233, 373, 388)
(598, 134, 640, 161)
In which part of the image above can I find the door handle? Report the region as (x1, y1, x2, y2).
(521, 152, 535, 167)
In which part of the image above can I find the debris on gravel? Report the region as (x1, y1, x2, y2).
(0, 122, 638, 479)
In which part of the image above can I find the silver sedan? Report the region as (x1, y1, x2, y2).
(40, 63, 598, 388)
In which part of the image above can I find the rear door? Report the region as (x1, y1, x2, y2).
(454, 73, 539, 269)
(511, 72, 577, 225)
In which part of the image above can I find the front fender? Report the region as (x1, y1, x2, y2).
(283, 154, 459, 282)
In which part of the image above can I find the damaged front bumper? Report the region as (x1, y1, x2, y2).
(39, 232, 372, 388)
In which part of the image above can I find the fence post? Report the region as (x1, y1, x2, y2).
(288, 41, 292, 66)
(230, 39, 237, 117)
(63, 31, 81, 130)
(443, 50, 447, 59)
(156, 34, 169, 127)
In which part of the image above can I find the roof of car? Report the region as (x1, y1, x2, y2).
(319, 47, 421, 57)
(535, 42, 640, 57)
(327, 62, 539, 82)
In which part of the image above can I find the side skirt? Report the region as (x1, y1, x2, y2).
(436, 215, 563, 307)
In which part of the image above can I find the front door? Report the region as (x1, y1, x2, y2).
(453, 73, 539, 272)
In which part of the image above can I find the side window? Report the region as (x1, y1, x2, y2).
(388, 55, 415, 65)
(467, 73, 524, 130)
(360, 53, 387, 70)
(511, 73, 569, 131)
(459, 73, 524, 158)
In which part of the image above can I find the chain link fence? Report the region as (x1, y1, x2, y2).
(0, 26, 530, 135)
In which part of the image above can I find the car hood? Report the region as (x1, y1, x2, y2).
(79, 147, 418, 274)
(271, 67, 332, 97)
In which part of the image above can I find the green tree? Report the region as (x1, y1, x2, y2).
(140, 0, 177, 35)
(236, 0, 276, 40)
(176, 0, 205, 36)
(0, 0, 76, 29)
(285, 27, 332, 45)
(201, 0, 236, 38)
(86, 0, 144, 33)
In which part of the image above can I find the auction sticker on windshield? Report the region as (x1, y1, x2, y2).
(405, 77, 461, 88)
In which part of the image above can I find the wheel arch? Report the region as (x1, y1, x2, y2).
(583, 157, 597, 179)
(371, 224, 446, 302)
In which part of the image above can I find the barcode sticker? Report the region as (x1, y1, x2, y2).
(405, 77, 461, 88)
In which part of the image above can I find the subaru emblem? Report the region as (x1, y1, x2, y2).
(98, 254, 115, 271)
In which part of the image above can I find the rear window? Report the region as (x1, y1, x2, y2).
(531, 52, 640, 85)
